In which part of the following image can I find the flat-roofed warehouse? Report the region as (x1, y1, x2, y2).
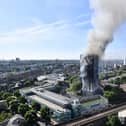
(20, 87, 73, 111)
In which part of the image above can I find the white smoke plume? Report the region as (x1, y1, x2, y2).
(86, 0, 126, 57)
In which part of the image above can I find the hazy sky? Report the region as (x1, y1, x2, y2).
(0, 0, 126, 60)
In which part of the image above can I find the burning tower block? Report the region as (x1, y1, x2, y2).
(80, 54, 103, 96)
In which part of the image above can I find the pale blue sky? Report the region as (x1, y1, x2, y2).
(0, 0, 125, 59)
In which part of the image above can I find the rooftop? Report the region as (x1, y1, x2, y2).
(28, 95, 66, 112)
(31, 87, 72, 107)
(118, 109, 126, 117)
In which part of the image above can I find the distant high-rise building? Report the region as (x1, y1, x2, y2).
(123, 58, 126, 65)
(114, 64, 117, 68)
(16, 57, 20, 61)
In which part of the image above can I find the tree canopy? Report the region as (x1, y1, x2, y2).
(67, 75, 81, 93)
(24, 110, 38, 126)
(18, 104, 30, 116)
(40, 106, 50, 121)
(9, 100, 19, 114)
(31, 102, 41, 112)
(106, 115, 121, 126)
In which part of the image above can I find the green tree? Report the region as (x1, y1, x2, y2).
(6, 96, 16, 105)
(0, 111, 11, 122)
(68, 75, 81, 93)
(104, 85, 112, 91)
(9, 100, 19, 114)
(18, 104, 30, 116)
(117, 70, 122, 76)
(103, 91, 117, 102)
(114, 77, 121, 85)
(40, 106, 50, 122)
(103, 86, 124, 103)
(71, 81, 81, 91)
(24, 110, 38, 126)
(18, 96, 27, 104)
(121, 76, 126, 84)
(31, 102, 41, 112)
(2, 92, 12, 100)
(13, 91, 21, 97)
(106, 115, 121, 126)
(99, 74, 106, 80)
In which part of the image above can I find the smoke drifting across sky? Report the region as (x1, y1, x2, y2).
(87, 0, 126, 57)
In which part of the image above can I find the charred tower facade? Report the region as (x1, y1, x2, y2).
(80, 54, 103, 96)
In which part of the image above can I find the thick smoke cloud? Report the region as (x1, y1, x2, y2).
(87, 0, 126, 57)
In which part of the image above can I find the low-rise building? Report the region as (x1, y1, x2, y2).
(20, 86, 108, 125)
(118, 109, 126, 125)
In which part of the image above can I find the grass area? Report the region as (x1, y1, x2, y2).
(81, 99, 102, 108)
(0, 111, 11, 122)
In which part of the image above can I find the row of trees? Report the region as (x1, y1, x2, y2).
(103, 85, 124, 103)
(106, 115, 121, 126)
(23, 105, 50, 126)
(109, 76, 126, 85)
(100, 68, 126, 81)
(0, 90, 50, 126)
(100, 72, 116, 80)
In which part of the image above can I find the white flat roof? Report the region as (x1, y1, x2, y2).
(37, 76, 47, 81)
(32, 88, 71, 106)
(118, 109, 126, 117)
(28, 95, 65, 112)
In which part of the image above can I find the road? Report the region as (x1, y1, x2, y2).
(60, 104, 126, 126)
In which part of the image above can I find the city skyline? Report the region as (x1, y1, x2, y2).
(0, 0, 126, 60)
